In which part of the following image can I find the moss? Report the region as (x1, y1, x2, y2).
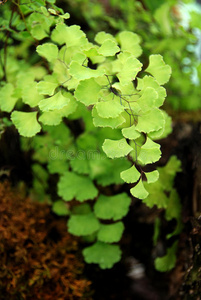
(0, 181, 92, 299)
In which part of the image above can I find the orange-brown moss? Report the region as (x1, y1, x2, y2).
(0, 181, 92, 300)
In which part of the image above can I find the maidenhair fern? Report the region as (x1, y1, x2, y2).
(0, 0, 182, 270)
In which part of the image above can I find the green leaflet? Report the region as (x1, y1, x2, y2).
(95, 99, 125, 118)
(39, 91, 70, 111)
(97, 222, 124, 243)
(137, 137, 161, 165)
(152, 110, 172, 140)
(143, 180, 168, 208)
(37, 75, 58, 96)
(130, 179, 149, 200)
(68, 213, 100, 236)
(89, 157, 131, 186)
(28, 12, 54, 40)
(22, 82, 44, 107)
(83, 242, 122, 269)
(155, 241, 178, 272)
(135, 108, 165, 133)
(70, 156, 90, 175)
(95, 31, 116, 44)
(74, 78, 102, 105)
(52, 200, 70, 216)
(142, 156, 181, 208)
(11, 111, 41, 137)
(51, 23, 87, 47)
(39, 95, 78, 125)
(137, 87, 158, 112)
(58, 171, 98, 201)
(98, 39, 120, 56)
(120, 165, 141, 184)
(39, 110, 63, 125)
(146, 54, 171, 85)
(156, 155, 182, 191)
(94, 193, 131, 221)
(116, 52, 142, 85)
(165, 189, 183, 239)
(36, 43, 59, 62)
(121, 125, 141, 140)
(92, 106, 126, 129)
(102, 138, 133, 158)
(0, 83, 18, 112)
(145, 170, 159, 183)
(116, 31, 142, 57)
(59, 94, 78, 117)
(47, 159, 69, 174)
(137, 75, 166, 107)
(69, 61, 105, 80)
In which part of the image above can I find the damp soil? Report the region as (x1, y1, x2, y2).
(0, 120, 201, 300)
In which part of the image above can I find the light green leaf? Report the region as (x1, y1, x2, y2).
(11, 111, 41, 137)
(51, 24, 87, 47)
(59, 93, 78, 117)
(130, 179, 149, 199)
(74, 78, 102, 106)
(138, 138, 161, 165)
(41, 6, 49, 17)
(96, 100, 125, 118)
(116, 31, 142, 57)
(98, 39, 120, 56)
(0, 83, 18, 112)
(94, 193, 131, 221)
(117, 53, 142, 85)
(52, 200, 70, 216)
(39, 110, 62, 125)
(48, 8, 58, 15)
(37, 78, 58, 96)
(92, 106, 126, 129)
(36, 43, 58, 62)
(102, 138, 133, 158)
(68, 213, 100, 236)
(83, 242, 122, 269)
(145, 170, 159, 183)
(39, 91, 70, 111)
(137, 87, 158, 112)
(97, 222, 124, 243)
(155, 241, 178, 272)
(58, 171, 98, 201)
(135, 108, 165, 133)
(137, 76, 166, 107)
(95, 31, 116, 44)
(146, 54, 171, 85)
(22, 82, 44, 107)
(69, 61, 105, 80)
(152, 110, 172, 140)
(84, 46, 105, 64)
(120, 165, 141, 183)
(60, 12, 70, 19)
(122, 125, 141, 140)
(28, 12, 54, 40)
